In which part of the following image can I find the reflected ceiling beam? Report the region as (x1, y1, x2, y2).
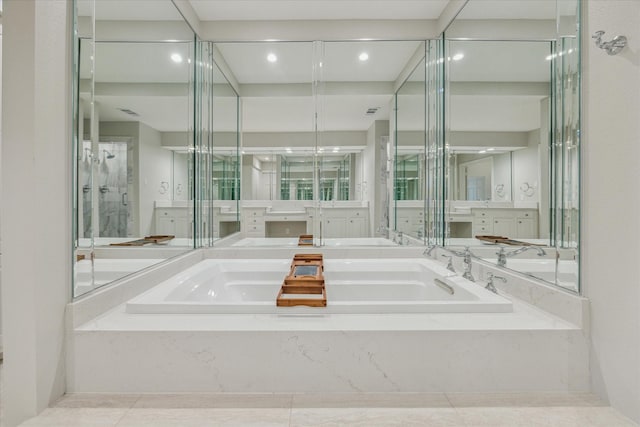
(240, 82, 394, 97)
(199, 20, 439, 42)
(451, 82, 549, 97)
(393, 43, 426, 93)
(437, 0, 469, 34)
(95, 21, 194, 42)
(171, 0, 202, 36)
(445, 19, 556, 40)
(449, 131, 529, 148)
(161, 131, 368, 151)
(80, 81, 237, 97)
(82, 80, 547, 99)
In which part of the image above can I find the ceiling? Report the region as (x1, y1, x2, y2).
(190, 0, 450, 21)
(85, 0, 557, 139)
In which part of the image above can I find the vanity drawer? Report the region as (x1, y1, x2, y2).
(156, 208, 188, 218)
(474, 224, 493, 233)
(245, 224, 265, 234)
(474, 218, 491, 225)
(243, 208, 265, 217)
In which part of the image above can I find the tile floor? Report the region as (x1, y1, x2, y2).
(15, 391, 638, 427)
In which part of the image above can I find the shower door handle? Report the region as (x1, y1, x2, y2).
(122, 192, 128, 206)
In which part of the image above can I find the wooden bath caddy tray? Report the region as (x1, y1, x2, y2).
(298, 234, 313, 246)
(475, 235, 544, 246)
(276, 254, 327, 307)
(110, 235, 175, 246)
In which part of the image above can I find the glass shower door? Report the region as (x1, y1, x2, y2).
(98, 141, 130, 237)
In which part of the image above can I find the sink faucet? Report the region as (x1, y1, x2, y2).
(496, 246, 546, 268)
(446, 246, 475, 282)
(395, 231, 404, 245)
(485, 272, 506, 294)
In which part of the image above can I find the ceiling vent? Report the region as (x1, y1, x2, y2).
(118, 108, 140, 117)
(365, 107, 380, 116)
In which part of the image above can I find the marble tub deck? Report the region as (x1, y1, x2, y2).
(20, 391, 638, 426)
(68, 296, 591, 395)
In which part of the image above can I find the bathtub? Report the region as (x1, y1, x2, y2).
(126, 258, 512, 314)
(231, 237, 397, 247)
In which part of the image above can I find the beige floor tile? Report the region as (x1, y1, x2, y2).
(115, 408, 290, 427)
(455, 407, 639, 427)
(292, 392, 451, 408)
(54, 393, 141, 408)
(19, 408, 127, 427)
(133, 393, 293, 408)
(446, 392, 606, 408)
(290, 408, 466, 427)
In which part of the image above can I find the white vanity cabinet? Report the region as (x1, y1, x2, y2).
(322, 208, 369, 238)
(396, 208, 425, 236)
(242, 207, 266, 237)
(472, 208, 538, 238)
(155, 208, 191, 237)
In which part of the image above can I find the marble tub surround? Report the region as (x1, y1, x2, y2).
(428, 247, 588, 329)
(68, 294, 588, 394)
(68, 245, 588, 398)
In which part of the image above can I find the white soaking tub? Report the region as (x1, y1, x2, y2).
(126, 258, 512, 314)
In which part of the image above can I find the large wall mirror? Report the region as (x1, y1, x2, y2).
(443, 0, 581, 293)
(213, 40, 425, 247)
(74, 0, 198, 297)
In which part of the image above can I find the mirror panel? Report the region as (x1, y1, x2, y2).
(73, 0, 196, 298)
(444, 0, 581, 293)
(394, 51, 426, 241)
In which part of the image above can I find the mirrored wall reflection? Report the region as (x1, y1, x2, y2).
(193, 42, 240, 246)
(212, 40, 426, 247)
(394, 50, 426, 242)
(73, 0, 196, 298)
(444, 0, 581, 293)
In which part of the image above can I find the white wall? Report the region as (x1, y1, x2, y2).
(172, 152, 189, 201)
(492, 152, 511, 201)
(1, 1, 71, 426)
(583, 1, 640, 423)
(512, 141, 539, 203)
(139, 122, 172, 235)
(0, 22, 3, 351)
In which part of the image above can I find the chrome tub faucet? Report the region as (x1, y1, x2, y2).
(446, 246, 475, 282)
(485, 272, 506, 294)
(496, 246, 546, 268)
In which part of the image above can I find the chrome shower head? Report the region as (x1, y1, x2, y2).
(103, 149, 115, 159)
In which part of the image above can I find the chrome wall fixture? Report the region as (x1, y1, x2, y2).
(592, 30, 627, 55)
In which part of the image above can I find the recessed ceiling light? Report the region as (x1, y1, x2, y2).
(267, 53, 277, 63)
(359, 52, 369, 61)
(452, 53, 464, 61)
(171, 53, 183, 63)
